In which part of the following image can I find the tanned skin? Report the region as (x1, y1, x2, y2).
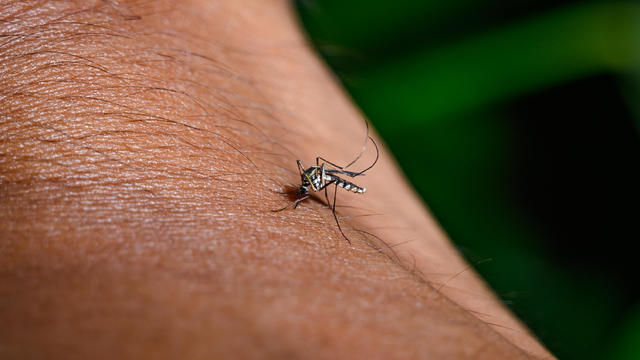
(0, 1, 554, 359)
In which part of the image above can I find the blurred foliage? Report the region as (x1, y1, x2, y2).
(609, 304, 640, 360)
(295, 1, 640, 359)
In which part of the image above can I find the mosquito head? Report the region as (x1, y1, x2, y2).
(298, 185, 309, 196)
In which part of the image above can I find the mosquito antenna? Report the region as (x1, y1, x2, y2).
(343, 120, 370, 170)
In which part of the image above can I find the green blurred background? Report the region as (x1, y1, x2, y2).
(294, 1, 640, 359)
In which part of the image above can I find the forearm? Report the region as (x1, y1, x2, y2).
(0, 1, 551, 358)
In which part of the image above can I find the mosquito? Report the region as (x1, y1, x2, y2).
(272, 122, 379, 244)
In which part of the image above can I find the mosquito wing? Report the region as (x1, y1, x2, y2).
(325, 169, 365, 178)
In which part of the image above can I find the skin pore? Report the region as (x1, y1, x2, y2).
(0, 1, 553, 359)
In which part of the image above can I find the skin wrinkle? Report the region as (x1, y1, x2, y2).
(0, 1, 553, 359)
(6, 0, 404, 334)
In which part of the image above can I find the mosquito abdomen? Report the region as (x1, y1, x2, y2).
(335, 177, 366, 194)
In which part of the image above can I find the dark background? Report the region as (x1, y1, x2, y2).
(295, 1, 640, 359)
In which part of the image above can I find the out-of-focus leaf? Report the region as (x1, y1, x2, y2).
(297, 0, 476, 52)
(606, 304, 640, 360)
(347, 2, 640, 126)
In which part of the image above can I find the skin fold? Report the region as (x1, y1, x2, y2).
(0, 1, 554, 359)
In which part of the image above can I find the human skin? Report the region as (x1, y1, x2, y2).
(0, 1, 554, 359)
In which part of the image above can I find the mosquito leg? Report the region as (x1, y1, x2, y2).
(320, 163, 327, 189)
(317, 135, 379, 176)
(293, 195, 309, 209)
(352, 136, 379, 176)
(331, 182, 351, 245)
(297, 160, 305, 176)
(317, 156, 345, 170)
(271, 195, 309, 212)
(317, 178, 336, 208)
(324, 183, 331, 208)
(317, 178, 336, 192)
